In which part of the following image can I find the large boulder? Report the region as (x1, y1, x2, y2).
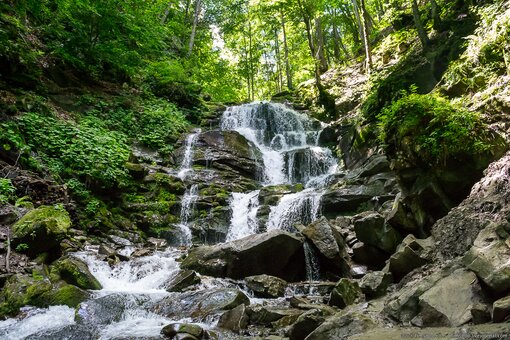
(245, 274, 287, 298)
(217, 304, 249, 333)
(301, 217, 350, 276)
(287, 309, 326, 340)
(191, 130, 263, 180)
(463, 222, 510, 294)
(305, 311, 378, 340)
(411, 269, 485, 327)
(360, 271, 392, 299)
(353, 211, 401, 254)
(154, 288, 249, 319)
(161, 323, 212, 339)
(388, 235, 433, 281)
(50, 256, 102, 290)
(432, 151, 510, 259)
(492, 296, 510, 323)
(246, 305, 303, 326)
(329, 278, 364, 309)
(164, 270, 200, 292)
(12, 205, 71, 256)
(322, 184, 391, 217)
(181, 230, 305, 281)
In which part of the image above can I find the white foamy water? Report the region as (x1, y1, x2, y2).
(0, 306, 75, 340)
(99, 309, 173, 339)
(75, 249, 180, 294)
(178, 128, 201, 180)
(226, 190, 260, 241)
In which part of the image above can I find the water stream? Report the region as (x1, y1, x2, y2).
(0, 102, 341, 339)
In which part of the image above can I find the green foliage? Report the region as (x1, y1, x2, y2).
(0, 178, 15, 204)
(16, 112, 130, 188)
(378, 91, 491, 165)
(15, 243, 29, 252)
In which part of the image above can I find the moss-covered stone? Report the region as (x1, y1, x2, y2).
(37, 284, 90, 308)
(50, 256, 102, 290)
(0, 273, 52, 317)
(12, 205, 71, 256)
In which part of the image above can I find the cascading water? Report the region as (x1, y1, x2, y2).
(176, 128, 201, 246)
(222, 102, 337, 237)
(226, 190, 260, 241)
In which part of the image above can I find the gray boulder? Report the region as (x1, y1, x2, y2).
(492, 296, 510, 323)
(463, 222, 510, 294)
(305, 311, 378, 340)
(217, 304, 249, 333)
(165, 270, 201, 292)
(181, 230, 305, 281)
(302, 217, 350, 275)
(287, 309, 325, 340)
(388, 235, 433, 281)
(353, 211, 401, 253)
(329, 278, 364, 309)
(360, 271, 392, 299)
(245, 274, 287, 298)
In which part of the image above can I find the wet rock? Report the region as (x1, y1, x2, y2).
(12, 205, 71, 256)
(147, 237, 168, 249)
(287, 309, 326, 340)
(471, 303, 492, 324)
(0, 204, 21, 225)
(50, 256, 102, 290)
(463, 223, 510, 294)
(388, 235, 433, 281)
(192, 130, 263, 180)
(301, 217, 350, 275)
(161, 323, 209, 339)
(305, 311, 378, 340)
(155, 288, 249, 318)
(492, 296, 510, 323)
(247, 305, 303, 326)
(165, 270, 201, 292)
(360, 271, 392, 299)
(411, 269, 484, 327)
(76, 294, 127, 326)
(329, 278, 363, 309)
(351, 242, 388, 269)
(245, 274, 287, 298)
(321, 185, 387, 216)
(124, 162, 148, 180)
(131, 248, 153, 257)
(353, 211, 401, 254)
(259, 184, 303, 206)
(181, 230, 305, 281)
(290, 282, 337, 296)
(217, 304, 249, 333)
(386, 194, 419, 234)
(25, 324, 95, 340)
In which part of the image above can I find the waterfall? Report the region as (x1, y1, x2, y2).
(221, 102, 338, 239)
(177, 184, 199, 246)
(226, 190, 260, 241)
(176, 128, 202, 246)
(178, 128, 201, 180)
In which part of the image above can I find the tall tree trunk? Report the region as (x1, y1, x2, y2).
(360, 0, 372, 73)
(315, 17, 328, 73)
(281, 8, 293, 90)
(412, 0, 429, 50)
(430, 0, 440, 29)
(185, 0, 192, 22)
(248, 20, 255, 100)
(274, 29, 283, 92)
(350, 0, 364, 49)
(187, 0, 202, 56)
(297, 0, 321, 88)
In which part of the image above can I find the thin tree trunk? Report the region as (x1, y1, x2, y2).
(351, 0, 364, 49)
(248, 20, 255, 100)
(315, 17, 328, 73)
(187, 0, 202, 57)
(274, 29, 283, 92)
(360, 0, 372, 73)
(332, 17, 342, 60)
(281, 8, 293, 90)
(412, 0, 429, 50)
(160, 1, 172, 25)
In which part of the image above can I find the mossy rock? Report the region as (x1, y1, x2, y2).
(33, 283, 90, 308)
(50, 256, 102, 290)
(0, 273, 52, 317)
(12, 205, 71, 257)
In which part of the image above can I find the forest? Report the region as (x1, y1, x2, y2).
(1, 0, 510, 339)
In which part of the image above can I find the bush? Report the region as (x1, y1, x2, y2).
(17, 112, 130, 188)
(378, 91, 491, 166)
(0, 178, 15, 204)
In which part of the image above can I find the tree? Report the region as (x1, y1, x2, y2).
(412, 0, 429, 50)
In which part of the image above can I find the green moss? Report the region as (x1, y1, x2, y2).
(50, 256, 102, 290)
(37, 284, 89, 308)
(13, 205, 71, 239)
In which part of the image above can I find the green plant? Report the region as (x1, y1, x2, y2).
(378, 91, 491, 165)
(0, 179, 15, 204)
(15, 243, 29, 252)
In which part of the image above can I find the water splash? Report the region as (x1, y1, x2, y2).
(226, 190, 260, 241)
(178, 128, 202, 180)
(177, 184, 199, 246)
